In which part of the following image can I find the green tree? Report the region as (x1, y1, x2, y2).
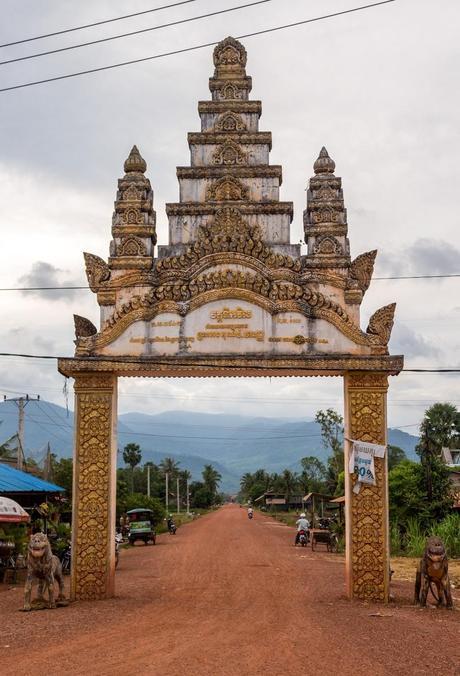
(52, 457, 74, 498)
(299, 456, 327, 493)
(389, 459, 453, 531)
(159, 457, 180, 478)
(202, 464, 222, 497)
(280, 469, 299, 503)
(387, 445, 407, 471)
(417, 403, 459, 503)
(315, 409, 344, 494)
(119, 493, 165, 525)
(122, 443, 142, 493)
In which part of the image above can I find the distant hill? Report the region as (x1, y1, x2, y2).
(0, 400, 419, 492)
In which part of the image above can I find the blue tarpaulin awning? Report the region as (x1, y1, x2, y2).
(0, 463, 64, 494)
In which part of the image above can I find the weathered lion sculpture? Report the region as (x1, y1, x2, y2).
(414, 536, 453, 609)
(24, 532, 66, 611)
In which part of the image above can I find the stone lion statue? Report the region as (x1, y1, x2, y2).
(24, 532, 66, 611)
(414, 536, 453, 609)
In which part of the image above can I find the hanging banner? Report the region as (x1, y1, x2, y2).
(348, 440, 386, 492)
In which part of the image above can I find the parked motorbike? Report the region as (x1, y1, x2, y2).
(115, 532, 123, 567)
(60, 544, 71, 575)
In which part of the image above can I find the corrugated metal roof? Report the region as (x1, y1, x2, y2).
(0, 463, 64, 494)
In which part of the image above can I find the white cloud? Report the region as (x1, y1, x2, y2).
(0, 0, 459, 432)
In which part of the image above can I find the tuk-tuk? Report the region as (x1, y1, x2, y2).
(126, 508, 156, 546)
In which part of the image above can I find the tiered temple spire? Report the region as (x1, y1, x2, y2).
(159, 36, 298, 260)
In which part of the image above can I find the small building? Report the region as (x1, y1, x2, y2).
(0, 462, 64, 510)
(441, 448, 460, 467)
(254, 492, 304, 511)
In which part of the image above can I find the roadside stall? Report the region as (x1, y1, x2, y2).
(0, 496, 30, 583)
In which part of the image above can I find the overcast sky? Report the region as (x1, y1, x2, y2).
(0, 0, 459, 434)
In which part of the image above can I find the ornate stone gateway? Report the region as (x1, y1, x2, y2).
(58, 37, 402, 602)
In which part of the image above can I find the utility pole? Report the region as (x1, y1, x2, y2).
(147, 465, 151, 498)
(176, 477, 180, 514)
(165, 472, 169, 513)
(4, 394, 40, 470)
(186, 477, 190, 515)
(44, 442, 52, 481)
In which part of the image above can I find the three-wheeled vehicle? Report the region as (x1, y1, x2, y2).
(127, 508, 156, 546)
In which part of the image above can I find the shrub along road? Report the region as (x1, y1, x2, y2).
(1, 504, 459, 675)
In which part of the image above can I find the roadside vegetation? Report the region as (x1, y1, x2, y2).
(239, 404, 460, 560)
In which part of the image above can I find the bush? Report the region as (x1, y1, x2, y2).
(432, 513, 460, 558)
(404, 518, 426, 558)
(390, 522, 402, 556)
(119, 493, 165, 525)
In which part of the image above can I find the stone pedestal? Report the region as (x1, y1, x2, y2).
(71, 373, 118, 600)
(344, 372, 389, 602)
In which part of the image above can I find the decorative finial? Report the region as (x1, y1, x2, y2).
(124, 145, 147, 174)
(313, 146, 335, 175)
(213, 36, 247, 75)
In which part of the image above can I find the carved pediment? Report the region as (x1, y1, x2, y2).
(122, 185, 142, 201)
(212, 139, 247, 166)
(313, 236, 343, 255)
(215, 112, 247, 132)
(350, 250, 377, 293)
(118, 236, 147, 257)
(312, 207, 339, 224)
(83, 252, 111, 292)
(122, 208, 144, 225)
(220, 82, 242, 100)
(206, 175, 249, 201)
(157, 207, 300, 273)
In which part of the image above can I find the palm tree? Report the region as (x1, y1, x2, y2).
(281, 469, 299, 504)
(202, 464, 222, 495)
(159, 457, 180, 478)
(122, 443, 142, 493)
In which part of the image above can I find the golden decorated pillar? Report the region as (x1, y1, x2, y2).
(71, 373, 118, 600)
(343, 371, 389, 602)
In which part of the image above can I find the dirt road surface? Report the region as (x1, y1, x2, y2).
(1, 504, 459, 676)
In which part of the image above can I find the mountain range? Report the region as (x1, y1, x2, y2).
(0, 400, 419, 492)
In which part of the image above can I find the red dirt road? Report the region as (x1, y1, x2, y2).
(1, 504, 459, 675)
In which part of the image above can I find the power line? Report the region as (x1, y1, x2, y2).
(0, 273, 458, 292)
(0, 1, 397, 94)
(0, 351, 458, 373)
(0, 0, 204, 48)
(373, 274, 460, 280)
(0, 0, 277, 67)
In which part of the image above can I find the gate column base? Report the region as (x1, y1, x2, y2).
(344, 371, 390, 602)
(71, 373, 117, 601)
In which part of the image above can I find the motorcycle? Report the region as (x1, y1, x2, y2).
(60, 536, 121, 573)
(296, 529, 309, 547)
(115, 532, 123, 567)
(248, 512, 253, 520)
(168, 521, 177, 535)
(60, 544, 71, 575)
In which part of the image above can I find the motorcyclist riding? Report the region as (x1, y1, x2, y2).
(247, 507, 254, 519)
(167, 515, 176, 534)
(295, 512, 310, 545)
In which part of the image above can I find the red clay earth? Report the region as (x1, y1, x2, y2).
(1, 504, 459, 676)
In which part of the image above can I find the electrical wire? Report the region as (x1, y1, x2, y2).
(0, 1, 397, 94)
(0, 273, 458, 292)
(0, 352, 458, 373)
(0, 0, 277, 67)
(0, 0, 204, 48)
